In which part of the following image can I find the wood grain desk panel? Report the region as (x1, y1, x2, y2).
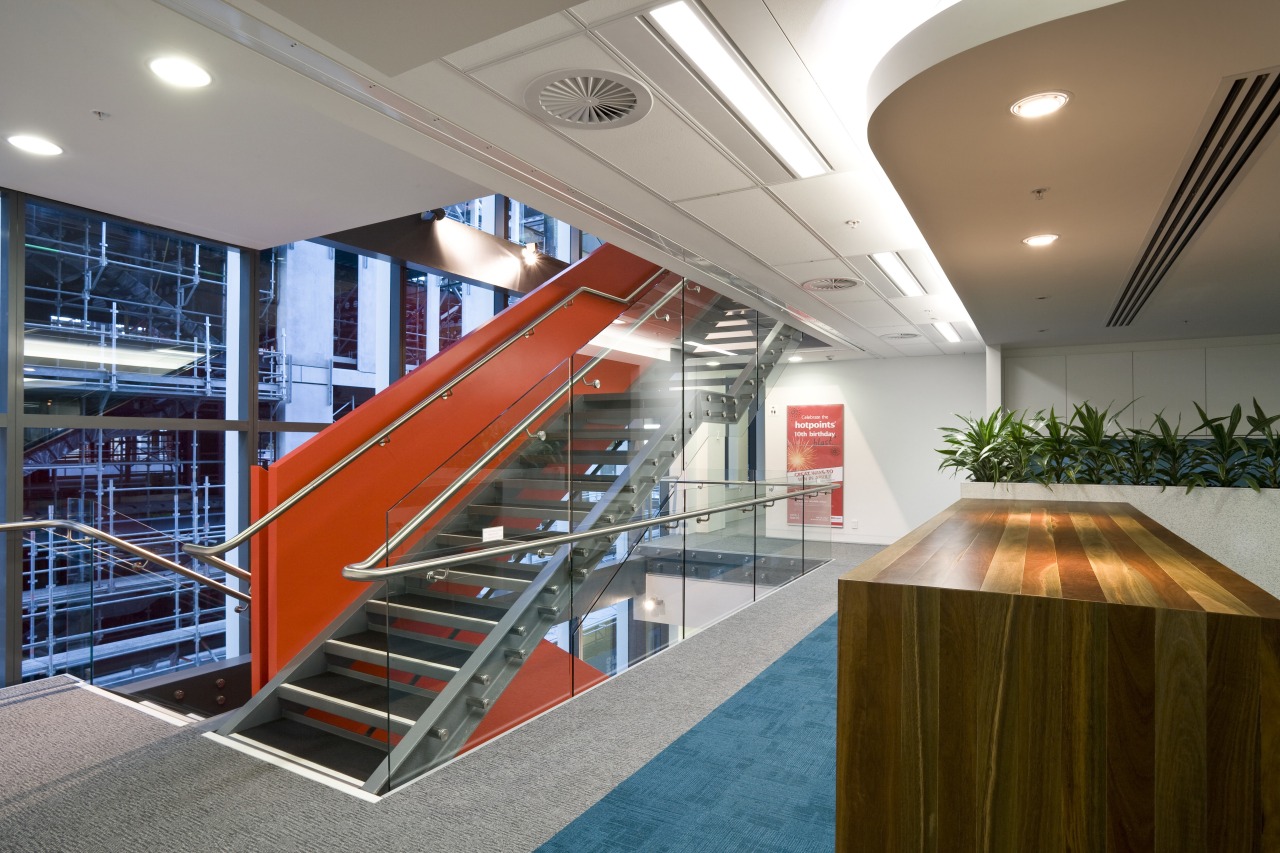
(837, 499, 1280, 852)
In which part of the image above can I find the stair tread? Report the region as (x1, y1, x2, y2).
(238, 718, 385, 782)
(329, 629, 473, 668)
(287, 672, 434, 722)
(389, 591, 511, 619)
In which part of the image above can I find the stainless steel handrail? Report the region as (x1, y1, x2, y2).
(345, 278, 688, 573)
(183, 266, 674, 562)
(343, 481, 836, 581)
(0, 519, 251, 604)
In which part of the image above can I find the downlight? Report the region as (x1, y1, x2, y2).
(1022, 234, 1059, 247)
(525, 70, 652, 129)
(1010, 91, 1070, 118)
(7, 135, 62, 156)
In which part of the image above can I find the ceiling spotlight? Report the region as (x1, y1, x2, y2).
(707, 360, 721, 367)
(1010, 91, 1070, 118)
(7, 135, 63, 156)
(522, 242, 539, 265)
(789, 355, 803, 362)
(1022, 234, 1059, 247)
(149, 56, 212, 88)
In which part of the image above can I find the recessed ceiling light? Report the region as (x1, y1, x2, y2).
(649, 1, 827, 179)
(1010, 91, 1070, 118)
(869, 252, 925, 297)
(707, 360, 721, 367)
(1022, 234, 1059, 247)
(933, 322, 962, 343)
(7, 135, 62, 156)
(149, 56, 212, 88)
(789, 355, 803, 362)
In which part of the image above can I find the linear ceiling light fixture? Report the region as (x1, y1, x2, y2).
(869, 251, 925, 297)
(648, 1, 827, 179)
(149, 56, 212, 88)
(932, 322, 961, 343)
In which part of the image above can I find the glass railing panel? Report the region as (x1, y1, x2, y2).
(18, 502, 243, 688)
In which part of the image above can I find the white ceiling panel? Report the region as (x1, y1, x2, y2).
(834, 299, 909, 328)
(678, 189, 831, 266)
(469, 35, 755, 201)
(250, 0, 580, 77)
(887, 294, 972, 326)
(445, 13, 583, 72)
(569, 0, 652, 28)
(771, 171, 923, 256)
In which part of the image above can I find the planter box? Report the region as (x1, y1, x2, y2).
(961, 482, 1280, 598)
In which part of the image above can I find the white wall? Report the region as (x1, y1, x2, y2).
(765, 355, 986, 545)
(1003, 334, 1280, 429)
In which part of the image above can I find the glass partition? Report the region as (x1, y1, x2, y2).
(363, 276, 830, 790)
(18, 501, 246, 686)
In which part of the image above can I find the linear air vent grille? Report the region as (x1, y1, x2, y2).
(1108, 68, 1280, 327)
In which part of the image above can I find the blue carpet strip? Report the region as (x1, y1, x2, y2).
(538, 613, 837, 852)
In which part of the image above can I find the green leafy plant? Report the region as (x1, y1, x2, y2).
(1193, 402, 1253, 489)
(1031, 408, 1077, 485)
(1068, 401, 1126, 484)
(1246, 398, 1280, 489)
(937, 409, 1020, 482)
(1114, 422, 1158, 486)
(1142, 412, 1204, 492)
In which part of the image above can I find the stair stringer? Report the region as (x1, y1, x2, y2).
(363, 403, 688, 793)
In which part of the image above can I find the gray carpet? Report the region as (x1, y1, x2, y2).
(0, 543, 880, 853)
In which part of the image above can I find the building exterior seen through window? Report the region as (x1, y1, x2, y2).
(2, 189, 645, 689)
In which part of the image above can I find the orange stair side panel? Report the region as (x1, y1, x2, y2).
(462, 639, 608, 752)
(255, 246, 665, 681)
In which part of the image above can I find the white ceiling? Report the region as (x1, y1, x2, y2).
(4, 0, 1269, 360)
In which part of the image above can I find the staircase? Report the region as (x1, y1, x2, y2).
(218, 290, 800, 794)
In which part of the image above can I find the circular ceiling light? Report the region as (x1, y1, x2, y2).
(524, 70, 652, 129)
(149, 57, 212, 88)
(789, 355, 803, 362)
(1010, 91, 1070, 118)
(7, 135, 62, 156)
(1022, 233, 1060, 247)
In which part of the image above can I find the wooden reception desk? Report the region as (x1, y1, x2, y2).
(836, 499, 1280, 852)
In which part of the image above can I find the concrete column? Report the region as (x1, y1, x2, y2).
(356, 256, 393, 391)
(280, 241, 335, 455)
(986, 344, 1003, 412)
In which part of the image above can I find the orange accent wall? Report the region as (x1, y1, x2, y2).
(250, 245, 668, 688)
(463, 640, 608, 751)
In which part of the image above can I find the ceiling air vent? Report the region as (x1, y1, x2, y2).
(801, 277, 863, 292)
(1108, 67, 1280, 327)
(524, 70, 653, 129)
(880, 332, 921, 341)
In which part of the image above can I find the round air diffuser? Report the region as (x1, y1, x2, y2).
(801, 277, 863, 292)
(525, 70, 652, 129)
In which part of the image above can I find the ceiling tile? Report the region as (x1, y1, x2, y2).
(253, 0, 579, 77)
(834, 299, 908, 328)
(445, 14, 583, 72)
(771, 170, 924, 256)
(678, 190, 831, 266)
(470, 35, 754, 200)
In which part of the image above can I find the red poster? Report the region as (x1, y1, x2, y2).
(786, 404, 843, 527)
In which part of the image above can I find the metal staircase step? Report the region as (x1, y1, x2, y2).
(468, 500, 597, 518)
(368, 593, 504, 633)
(279, 671, 432, 734)
(324, 629, 471, 680)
